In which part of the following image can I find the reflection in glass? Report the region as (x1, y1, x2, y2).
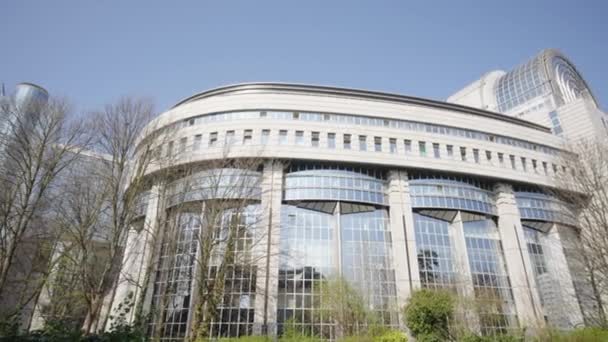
(463, 219, 517, 335)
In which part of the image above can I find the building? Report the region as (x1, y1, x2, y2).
(0, 82, 53, 330)
(101, 49, 606, 340)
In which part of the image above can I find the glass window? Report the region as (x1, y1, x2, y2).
(389, 138, 397, 153)
(548, 111, 563, 135)
(510, 155, 516, 169)
(374, 136, 382, 152)
(485, 151, 492, 162)
(521, 157, 527, 171)
(542, 161, 548, 174)
(243, 129, 253, 145)
(498, 153, 504, 166)
(261, 129, 270, 144)
(473, 149, 480, 163)
(328, 133, 336, 149)
(260, 111, 267, 118)
(344, 134, 351, 150)
(446, 145, 453, 157)
(193, 134, 202, 150)
(166, 141, 173, 157)
(302, 131, 316, 148)
(226, 130, 236, 145)
(293, 112, 300, 120)
(460, 147, 467, 161)
(404, 139, 412, 153)
(296, 131, 305, 145)
(433, 143, 440, 158)
(209, 132, 218, 147)
(532, 159, 538, 172)
(419, 141, 426, 157)
(359, 135, 367, 151)
(279, 130, 288, 145)
(179, 137, 187, 153)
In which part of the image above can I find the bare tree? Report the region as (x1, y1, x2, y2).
(552, 137, 608, 327)
(0, 97, 87, 326)
(43, 97, 161, 334)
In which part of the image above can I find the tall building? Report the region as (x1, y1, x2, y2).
(447, 49, 608, 141)
(90, 50, 602, 340)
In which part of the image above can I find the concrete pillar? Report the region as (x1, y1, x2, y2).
(104, 184, 162, 329)
(253, 160, 283, 335)
(29, 242, 66, 331)
(494, 184, 544, 330)
(541, 224, 584, 328)
(387, 170, 420, 325)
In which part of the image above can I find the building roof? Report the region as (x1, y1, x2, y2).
(172, 82, 551, 132)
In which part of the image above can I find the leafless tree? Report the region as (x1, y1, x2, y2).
(42, 97, 163, 334)
(551, 137, 608, 327)
(0, 97, 87, 326)
(152, 152, 268, 341)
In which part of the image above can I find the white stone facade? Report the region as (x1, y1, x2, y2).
(104, 82, 592, 339)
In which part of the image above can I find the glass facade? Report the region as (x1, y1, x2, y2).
(277, 204, 398, 338)
(463, 219, 517, 335)
(148, 211, 200, 340)
(413, 213, 455, 289)
(409, 178, 496, 216)
(140, 164, 576, 339)
(148, 205, 261, 340)
(284, 168, 387, 206)
(495, 55, 550, 113)
(166, 169, 262, 207)
(515, 192, 575, 225)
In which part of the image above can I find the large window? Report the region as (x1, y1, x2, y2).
(278, 204, 398, 338)
(414, 213, 455, 289)
(463, 219, 517, 335)
(148, 205, 261, 340)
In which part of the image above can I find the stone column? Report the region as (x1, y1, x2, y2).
(253, 160, 283, 335)
(29, 242, 66, 331)
(104, 184, 162, 329)
(387, 170, 420, 326)
(541, 224, 584, 328)
(494, 184, 544, 329)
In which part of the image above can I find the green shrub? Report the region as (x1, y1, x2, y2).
(459, 333, 519, 342)
(403, 289, 454, 341)
(219, 336, 272, 342)
(373, 329, 407, 342)
(544, 327, 608, 342)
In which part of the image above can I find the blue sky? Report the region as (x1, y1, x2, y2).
(2, 1, 606, 113)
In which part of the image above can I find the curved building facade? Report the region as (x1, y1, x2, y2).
(106, 49, 606, 340)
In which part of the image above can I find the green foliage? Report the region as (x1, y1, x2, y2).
(459, 333, 519, 342)
(338, 329, 407, 342)
(2, 318, 144, 342)
(278, 319, 322, 342)
(373, 329, 408, 342)
(536, 327, 608, 342)
(315, 276, 387, 337)
(403, 289, 455, 341)
(218, 336, 271, 342)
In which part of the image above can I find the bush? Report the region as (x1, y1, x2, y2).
(543, 327, 608, 342)
(403, 289, 454, 341)
(338, 329, 407, 342)
(374, 329, 407, 342)
(459, 333, 519, 342)
(219, 336, 272, 342)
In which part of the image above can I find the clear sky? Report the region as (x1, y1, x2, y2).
(2, 1, 606, 113)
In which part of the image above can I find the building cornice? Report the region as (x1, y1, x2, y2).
(172, 82, 552, 133)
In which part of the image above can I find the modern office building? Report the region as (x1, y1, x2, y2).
(98, 49, 606, 340)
